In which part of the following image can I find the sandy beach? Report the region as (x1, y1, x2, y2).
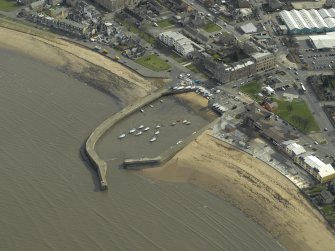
(143, 131, 335, 251)
(0, 26, 161, 104)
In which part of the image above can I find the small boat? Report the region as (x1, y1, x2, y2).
(171, 122, 176, 126)
(135, 131, 143, 136)
(140, 109, 144, 113)
(138, 125, 144, 129)
(150, 105, 154, 108)
(129, 128, 136, 134)
(144, 127, 150, 131)
(154, 131, 160, 135)
(155, 125, 161, 129)
(177, 140, 182, 145)
(182, 120, 187, 124)
(186, 121, 191, 125)
(118, 133, 126, 139)
(149, 137, 157, 142)
(160, 99, 163, 103)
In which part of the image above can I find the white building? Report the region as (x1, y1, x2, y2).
(297, 155, 335, 183)
(263, 86, 275, 95)
(309, 31, 335, 50)
(159, 31, 196, 56)
(280, 8, 335, 34)
(282, 141, 335, 183)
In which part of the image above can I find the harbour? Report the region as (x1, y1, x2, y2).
(0, 47, 285, 250)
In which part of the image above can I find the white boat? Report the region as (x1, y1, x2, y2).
(144, 127, 150, 131)
(160, 99, 163, 103)
(171, 122, 176, 126)
(140, 109, 144, 113)
(156, 125, 161, 129)
(154, 131, 160, 135)
(135, 131, 143, 136)
(118, 133, 126, 139)
(150, 105, 154, 108)
(182, 120, 187, 124)
(149, 137, 157, 142)
(177, 140, 182, 145)
(129, 128, 136, 134)
(138, 125, 144, 129)
(186, 121, 191, 125)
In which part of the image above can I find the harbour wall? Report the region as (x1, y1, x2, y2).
(85, 88, 197, 190)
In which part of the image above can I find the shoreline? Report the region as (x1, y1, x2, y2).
(2, 19, 334, 250)
(142, 131, 335, 251)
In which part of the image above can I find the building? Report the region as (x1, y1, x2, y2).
(279, 8, 335, 34)
(93, 0, 140, 12)
(282, 140, 306, 158)
(159, 31, 198, 56)
(238, 0, 251, 8)
(30, 0, 45, 11)
(297, 154, 335, 183)
(263, 86, 275, 95)
(240, 22, 257, 34)
(28, 12, 89, 36)
(214, 59, 256, 84)
(251, 51, 275, 72)
(309, 31, 335, 50)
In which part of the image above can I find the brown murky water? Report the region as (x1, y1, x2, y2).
(0, 49, 285, 251)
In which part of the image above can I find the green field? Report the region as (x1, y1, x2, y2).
(239, 81, 262, 100)
(136, 54, 171, 71)
(0, 0, 18, 12)
(157, 19, 173, 28)
(273, 99, 320, 133)
(185, 63, 200, 73)
(201, 22, 221, 33)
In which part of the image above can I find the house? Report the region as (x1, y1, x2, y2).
(263, 86, 275, 95)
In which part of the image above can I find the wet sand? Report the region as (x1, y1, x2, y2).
(143, 131, 335, 251)
(0, 26, 162, 104)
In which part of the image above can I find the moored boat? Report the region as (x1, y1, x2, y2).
(149, 137, 157, 142)
(118, 133, 126, 139)
(135, 131, 143, 136)
(129, 128, 136, 134)
(144, 127, 150, 131)
(154, 131, 160, 135)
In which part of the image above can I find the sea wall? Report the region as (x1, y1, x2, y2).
(85, 88, 168, 190)
(85, 87, 214, 190)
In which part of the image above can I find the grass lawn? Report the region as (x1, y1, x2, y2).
(0, 0, 18, 12)
(185, 63, 200, 73)
(136, 54, 171, 72)
(273, 99, 320, 133)
(239, 81, 262, 100)
(157, 19, 173, 28)
(306, 186, 327, 194)
(201, 22, 221, 33)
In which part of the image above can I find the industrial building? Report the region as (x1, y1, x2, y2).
(93, 0, 140, 12)
(159, 31, 198, 56)
(280, 8, 335, 34)
(309, 31, 335, 50)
